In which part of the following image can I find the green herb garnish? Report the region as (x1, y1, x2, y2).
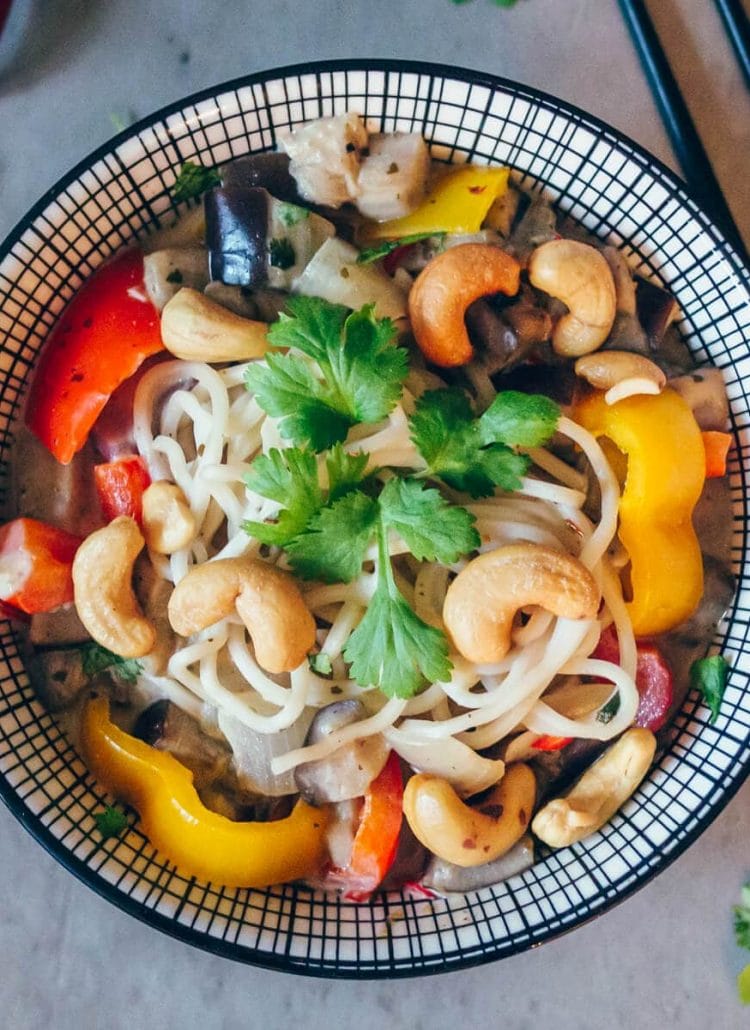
(80, 642, 143, 685)
(172, 160, 221, 203)
(597, 693, 621, 724)
(409, 387, 559, 498)
(308, 653, 333, 677)
(269, 237, 296, 270)
(246, 296, 408, 451)
(93, 805, 128, 840)
(277, 201, 310, 227)
(689, 655, 730, 724)
(356, 232, 445, 265)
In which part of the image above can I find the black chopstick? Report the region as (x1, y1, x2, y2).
(714, 0, 750, 91)
(617, 0, 749, 263)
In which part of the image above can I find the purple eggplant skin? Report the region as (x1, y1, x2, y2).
(221, 153, 302, 204)
(205, 186, 269, 287)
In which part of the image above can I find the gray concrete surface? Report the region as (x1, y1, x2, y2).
(0, 2, 749, 1028)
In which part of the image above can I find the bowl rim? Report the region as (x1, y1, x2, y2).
(0, 58, 748, 979)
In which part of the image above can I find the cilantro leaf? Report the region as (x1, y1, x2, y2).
(735, 885, 750, 951)
(93, 805, 129, 840)
(479, 390, 560, 448)
(409, 388, 531, 497)
(325, 445, 370, 502)
(285, 491, 379, 583)
(172, 160, 221, 202)
(308, 652, 333, 676)
(690, 655, 730, 724)
(243, 447, 322, 546)
(336, 306, 408, 424)
(256, 297, 408, 450)
(277, 201, 309, 227)
(268, 295, 349, 365)
(244, 353, 352, 451)
(378, 477, 479, 563)
(356, 232, 445, 265)
(80, 643, 142, 685)
(343, 522, 451, 698)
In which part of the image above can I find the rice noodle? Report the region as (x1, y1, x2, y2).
(133, 350, 636, 784)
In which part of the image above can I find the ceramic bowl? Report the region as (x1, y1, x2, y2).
(0, 60, 748, 977)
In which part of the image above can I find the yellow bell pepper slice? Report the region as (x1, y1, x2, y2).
(80, 696, 329, 888)
(575, 387, 705, 636)
(359, 165, 510, 242)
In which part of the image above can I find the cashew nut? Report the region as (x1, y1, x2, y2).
(408, 243, 521, 367)
(403, 763, 536, 867)
(161, 287, 269, 362)
(443, 543, 601, 664)
(142, 481, 197, 554)
(531, 727, 656, 848)
(167, 557, 315, 674)
(72, 516, 156, 659)
(528, 239, 616, 356)
(575, 350, 666, 406)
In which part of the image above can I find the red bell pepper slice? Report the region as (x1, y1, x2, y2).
(702, 430, 732, 478)
(94, 455, 151, 524)
(327, 751, 403, 902)
(593, 625, 674, 732)
(25, 248, 163, 465)
(531, 734, 573, 751)
(0, 517, 82, 614)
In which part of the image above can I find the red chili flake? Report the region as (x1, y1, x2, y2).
(462, 838, 477, 850)
(468, 185, 487, 195)
(519, 808, 527, 824)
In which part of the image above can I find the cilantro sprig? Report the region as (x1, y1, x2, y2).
(246, 297, 408, 451)
(356, 232, 445, 265)
(409, 387, 559, 497)
(93, 805, 129, 840)
(80, 642, 143, 685)
(171, 160, 221, 203)
(343, 517, 453, 699)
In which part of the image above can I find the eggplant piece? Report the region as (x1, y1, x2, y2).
(294, 700, 389, 805)
(206, 186, 335, 291)
(635, 276, 679, 345)
(422, 834, 535, 894)
(29, 649, 89, 712)
(379, 814, 430, 891)
(221, 152, 301, 203)
(668, 367, 729, 430)
(506, 197, 557, 266)
(29, 605, 90, 647)
(531, 737, 609, 801)
(203, 281, 259, 320)
(491, 357, 578, 406)
(205, 186, 269, 287)
(135, 699, 231, 789)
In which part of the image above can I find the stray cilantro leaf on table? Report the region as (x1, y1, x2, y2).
(735, 885, 750, 951)
(247, 297, 408, 451)
(93, 805, 128, 840)
(171, 160, 221, 203)
(409, 387, 558, 497)
(689, 655, 730, 724)
(80, 642, 142, 685)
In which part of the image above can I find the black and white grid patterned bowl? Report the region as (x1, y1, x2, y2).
(0, 60, 748, 978)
